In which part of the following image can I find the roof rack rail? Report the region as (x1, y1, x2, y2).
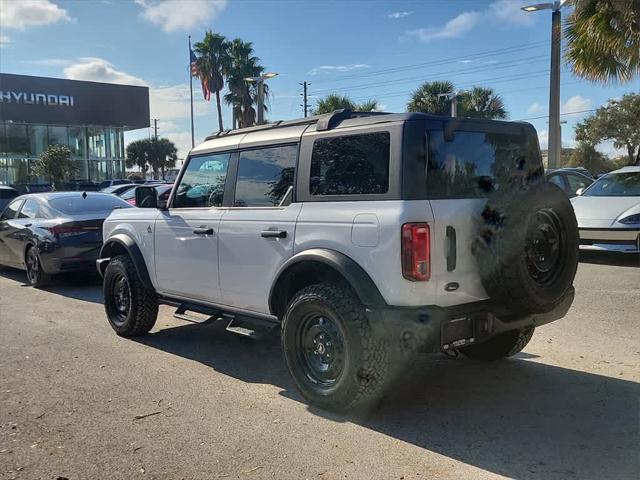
(202, 110, 388, 142)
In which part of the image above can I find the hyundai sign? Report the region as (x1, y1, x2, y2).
(0, 73, 150, 129)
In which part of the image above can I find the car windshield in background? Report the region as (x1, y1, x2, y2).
(583, 172, 640, 197)
(49, 195, 131, 214)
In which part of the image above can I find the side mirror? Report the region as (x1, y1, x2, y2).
(135, 186, 158, 208)
(575, 187, 585, 196)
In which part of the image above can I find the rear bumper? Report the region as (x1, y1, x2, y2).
(40, 246, 101, 274)
(579, 228, 640, 254)
(369, 287, 575, 353)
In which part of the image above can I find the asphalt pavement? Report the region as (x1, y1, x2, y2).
(0, 253, 638, 480)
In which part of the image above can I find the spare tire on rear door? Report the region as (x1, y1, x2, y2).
(474, 182, 579, 315)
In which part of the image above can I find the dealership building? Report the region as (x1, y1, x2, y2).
(0, 73, 149, 186)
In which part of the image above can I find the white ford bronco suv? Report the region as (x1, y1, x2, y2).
(98, 110, 579, 412)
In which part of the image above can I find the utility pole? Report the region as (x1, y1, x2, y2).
(548, 6, 562, 169)
(152, 118, 159, 139)
(300, 81, 310, 117)
(438, 92, 458, 117)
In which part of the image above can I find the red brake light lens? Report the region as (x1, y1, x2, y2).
(401, 223, 431, 281)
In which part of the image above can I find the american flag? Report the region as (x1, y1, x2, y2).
(190, 48, 198, 76)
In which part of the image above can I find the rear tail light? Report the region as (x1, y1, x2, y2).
(47, 224, 100, 236)
(401, 223, 431, 281)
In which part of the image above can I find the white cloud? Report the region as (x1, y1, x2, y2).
(164, 131, 195, 159)
(527, 102, 545, 114)
(135, 0, 228, 33)
(459, 59, 474, 64)
(149, 84, 209, 120)
(561, 95, 592, 114)
(404, 0, 534, 42)
(63, 57, 147, 86)
(0, 35, 10, 47)
(488, 0, 535, 26)
(388, 11, 413, 19)
(405, 11, 481, 41)
(0, 0, 72, 30)
(538, 130, 549, 150)
(309, 64, 371, 76)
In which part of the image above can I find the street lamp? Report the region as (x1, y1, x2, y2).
(245, 72, 279, 125)
(522, 0, 568, 169)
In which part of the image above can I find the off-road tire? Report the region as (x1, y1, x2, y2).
(25, 245, 51, 288)
(475, 182, 579, 315)
(460, 327, 535, 361)
(281, 283, 390, 413)
(103, 254, 158, 336)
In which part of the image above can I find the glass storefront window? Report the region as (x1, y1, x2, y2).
(7, 158, 30, 184)
(48, 126, 69, 148)
(28, 125, 48, 156)
(0, 123, 6, 153)
(87, 127, 106, 158)
(116, 129, 124, 158)
(88, 160, 109, 181)
(68, 127, 86, 158)
(5, 124, 29, 155)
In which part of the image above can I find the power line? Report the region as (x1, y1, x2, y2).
(516, 108, 596, 121)
(309, 40, 550, 85)
(311, 54, 550, 96)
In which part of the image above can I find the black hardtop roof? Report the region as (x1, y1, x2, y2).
(204, 109, 531, 141)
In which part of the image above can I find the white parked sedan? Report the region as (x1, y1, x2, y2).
(571, 166, 640, 254)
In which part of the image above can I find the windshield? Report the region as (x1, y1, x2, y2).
(583, 171, 640, 197)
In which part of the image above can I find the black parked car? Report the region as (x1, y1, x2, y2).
(0, 186, 19, 212)
(0, 192, 131, 287)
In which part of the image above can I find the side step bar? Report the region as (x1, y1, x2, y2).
(172, 303, 278, 340)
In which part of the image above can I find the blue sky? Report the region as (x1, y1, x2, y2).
(1, 0, 638, 159)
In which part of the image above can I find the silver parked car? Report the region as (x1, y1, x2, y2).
(571, 166, 640, 253)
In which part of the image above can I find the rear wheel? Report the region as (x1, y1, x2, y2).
(281, 283, 390, 413)
(25, 246, 50, 288)
(459, 327, 535, 361)
(103, 255, 158, 336)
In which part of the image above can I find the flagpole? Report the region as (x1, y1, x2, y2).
(189, 35, 195, 149)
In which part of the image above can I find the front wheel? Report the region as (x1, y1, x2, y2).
(459, 327, 535, 361)
(281, 283, 391, 413)
(103, 255, 158, 336)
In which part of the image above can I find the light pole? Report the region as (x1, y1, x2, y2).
(438, 92, 459, 117)
(245, 72, 279, 125)
(522, 0, 567, 169)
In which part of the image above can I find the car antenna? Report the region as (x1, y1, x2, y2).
(82, 191, 87, 199)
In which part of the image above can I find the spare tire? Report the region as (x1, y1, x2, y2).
(474, 182, 579, 315)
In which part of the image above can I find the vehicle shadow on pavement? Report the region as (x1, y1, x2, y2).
(0, 267, 103, 304)
(137, 322, 638, 480)
(579, 251, 639, 268)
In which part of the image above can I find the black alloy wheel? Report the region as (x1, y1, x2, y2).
(25, 247, 50, 288)
(110, 273, 132, 325)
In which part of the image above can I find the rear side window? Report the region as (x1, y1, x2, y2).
(427, 130, 542, 199)
(234, 145, 297, 207)
(19, 199, 40, 219)
(310, 132, 390, 196)
(49, 195, 129, 214)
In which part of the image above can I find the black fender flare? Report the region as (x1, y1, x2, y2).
(98, 234, 153, 289)
(269, 248, 387, 315)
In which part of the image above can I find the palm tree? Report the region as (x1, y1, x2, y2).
(224, 39, 266, 128)
(194, 31, 229, 131)
(314, 94, 379, 115)
(407, 81, 454, 115)
(458, 87, 507, 119)
(564, 0, 639, 84)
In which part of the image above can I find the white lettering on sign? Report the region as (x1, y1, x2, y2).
(0, 91, 75, 107)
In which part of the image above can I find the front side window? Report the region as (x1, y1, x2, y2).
(234, 145, 297, 207)
(173, 153, 231, 208)
(427, 130, 541, 199)
(310, 132, 390, 196)
(1, 199, 22, 221)
(19, 199, 40, 219)
(566, 173, 591, 193)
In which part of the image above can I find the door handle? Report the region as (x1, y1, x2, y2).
(261, 230, 287, 239)
(24, 223, 32, 228)
(193, 228, 214, 235)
